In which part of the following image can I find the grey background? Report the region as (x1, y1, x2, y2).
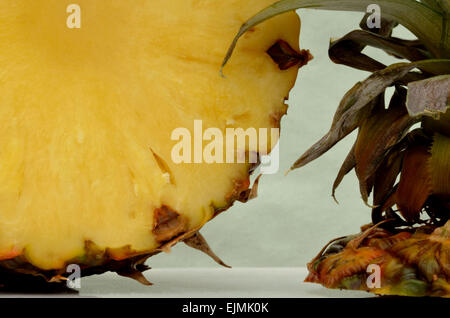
(150, 9, 413, 268)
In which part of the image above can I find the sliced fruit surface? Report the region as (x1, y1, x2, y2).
(0, 1, 300, 271)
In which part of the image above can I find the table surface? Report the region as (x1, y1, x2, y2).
(0, 267, 372, 298)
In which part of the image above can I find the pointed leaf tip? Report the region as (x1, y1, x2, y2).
(184, 232, 231, 268)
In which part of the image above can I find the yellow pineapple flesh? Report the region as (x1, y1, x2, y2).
(0, 0, 300, 277)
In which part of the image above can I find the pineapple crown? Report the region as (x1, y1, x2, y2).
(223, 0, 450, 230)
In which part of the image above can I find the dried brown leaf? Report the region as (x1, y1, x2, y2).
(332, 143, 356, 203)
(359, 14, 398, 37)
(329, 30, 429, 72)
(117, 268, 153, 286)
(355, 89, 415, 205)
(184, 232, 231, 268)
(396, 145, 433, 221)
(430, 133, 450, 196)
(238, 174, 262, 203)
(373, 149, 404, 207)
(290, 62, 422, 172)
(407, 75, 450, 118)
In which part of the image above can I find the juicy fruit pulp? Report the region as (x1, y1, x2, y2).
(0, 1, 300, 273)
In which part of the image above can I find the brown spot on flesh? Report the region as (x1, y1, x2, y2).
(150, 148, 175, 185)
(226, 178, 251, 202)
(237, 174, 262, 203)
(153, 205, 188, 243)
(267, 40, 313, 70)
(0, 158, 263, 286)
(270, 107, 287, 128)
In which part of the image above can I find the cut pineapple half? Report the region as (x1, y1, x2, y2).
(0, 0, 300, 277)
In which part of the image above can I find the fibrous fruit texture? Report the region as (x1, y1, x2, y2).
(0, 0, 302, 285)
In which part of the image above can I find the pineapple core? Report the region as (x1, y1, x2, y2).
(0, 1, 299, 270)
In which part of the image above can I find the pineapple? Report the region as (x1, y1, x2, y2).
(0, 0, 304, 286)
(224, 0, 450, 297)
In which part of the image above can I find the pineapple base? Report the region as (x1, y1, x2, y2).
(306, 220, 450, 298)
